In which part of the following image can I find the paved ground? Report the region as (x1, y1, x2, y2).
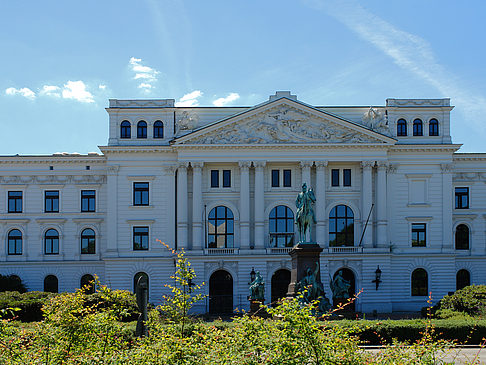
(363, 347, 486, 364)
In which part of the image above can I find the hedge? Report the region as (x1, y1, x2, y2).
(0, 290, 139, 322)
(331, 319, 486, 345)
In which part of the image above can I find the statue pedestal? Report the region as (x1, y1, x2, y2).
(248, 300, 268, 317)
(287, 243, 323, 297)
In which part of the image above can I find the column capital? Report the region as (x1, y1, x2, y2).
(162, 164, 177, 175)
(376, 161, 389, 171)
(177, 161, 189, 170)
(441, 163, 454, 173)
(387, 163, 398, 174)
(254, 160, 266, 169)
(361, 160, 375, 169)
(106, 165, 120, 175)
(191, 161, 204, 170)
(300, 160, 314, 168)
(315, 160, 328, 169)
(238, 160, 251, 169)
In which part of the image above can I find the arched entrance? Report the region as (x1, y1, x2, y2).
(332, 268, 356, 311)
(271, 269, 291, 306)
(209, 270, 233, 314)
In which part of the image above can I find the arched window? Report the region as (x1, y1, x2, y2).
(80, 274, 95, 294)
(329, 205, 354, 247)
(133, 272, 149, 297)
(411, 268, 428, 296)
(44, 275, 58, 293)
(120, 120, 131, 139)
(153, 120, 164, 138)
(81, 228, 96, 254)
(7, 229, 22, 255)
(455, 224, 469, 250)
(456, 269, 470, 291)
(429, 118, 439, 136)
(208, 206, 234, 248)
(413, 119, 423, 136)
(269, 205, 294, 247)
(44, 229, 59, 255)
(137, 121, 147, 138)
(397, 119, 407, 136)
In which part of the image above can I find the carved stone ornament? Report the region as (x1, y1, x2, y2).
(361, 107, 390, 135)
(187, 105, 383, 144)
(177, 111, 199, 132)
(440, 163, 454, 173)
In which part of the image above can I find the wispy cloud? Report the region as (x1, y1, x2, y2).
(309, 0, 486, 129)
(5, 87, 36, 100)
(129, 57, 160, 92)
(175, 90, 203, 107)
(5, 81, 96, 103)
(213, 92, 240, 107)
(39, 85, 61, 98)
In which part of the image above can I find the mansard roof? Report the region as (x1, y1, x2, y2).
(172, 95, 397, 146)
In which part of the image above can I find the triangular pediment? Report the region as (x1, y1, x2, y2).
(173, 98, 396, 145)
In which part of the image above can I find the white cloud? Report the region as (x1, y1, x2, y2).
(39, 85, 61, 98)
(61, 81, 94, 103)
(5, 87, 36, 100)
(310, 0, 486, 129)
(175, 90, 203, 107)
(212, 92, 240, 107)
(129, 57, 160, 92)
(98, 84, 107, 90)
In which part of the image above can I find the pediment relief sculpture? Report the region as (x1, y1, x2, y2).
(186, 105, 383, 145)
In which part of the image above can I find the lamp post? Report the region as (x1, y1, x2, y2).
(372, 266, 382, 290)
(249, 267, 256, 284)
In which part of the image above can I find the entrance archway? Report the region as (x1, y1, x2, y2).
(271, 269, 291, 306)
(332, 268, 356, 311)
(209, 270, 233, 314)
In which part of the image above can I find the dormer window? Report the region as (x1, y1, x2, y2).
(413, 119, 423, 136)
(153, 120, 164, 138)
(397, 119, 407, 136)
(137, 121, 147, 138)
(429, 119, 439, 136)
(120, 121, 131, 139)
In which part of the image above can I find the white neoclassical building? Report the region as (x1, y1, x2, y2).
(1, 91, 485, 313)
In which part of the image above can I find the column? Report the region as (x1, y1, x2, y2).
(254, 161, 266, 250)
(106, 165, 119, 255)
(376, 162, 388, 248)
(177, 161, 189, 250)
(441, 163, 453, 252)
(162, 164, 177, 248)
(192, 162, 203, 251)
(315, 161, 328, 246)
(239, 161, 251, 249)
(361, 161, 374, 248)
(300, 160, 313, 187)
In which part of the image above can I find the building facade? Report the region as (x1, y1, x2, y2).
(1, 91, 485, 313)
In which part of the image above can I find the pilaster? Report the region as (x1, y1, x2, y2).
(376, 161, 388, 248)
(315, 161, 328, 246)
(106, 165, 119, 255)
(254, 161, 266, 250)
(441, 163, 454, 252)
(361, 161, 374, 248)
(177, 161, 189, 250)
(192, 162, 203, 251)
(239, 161, 251, 249)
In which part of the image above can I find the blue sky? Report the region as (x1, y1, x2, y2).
(1, 0, 485, 154)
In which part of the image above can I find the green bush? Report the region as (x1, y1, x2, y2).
(433, 285, 486, 318)
(0, 274, 26, 293)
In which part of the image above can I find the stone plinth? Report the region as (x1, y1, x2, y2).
(287, 243, 323, 296)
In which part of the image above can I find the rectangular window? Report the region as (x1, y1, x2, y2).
(271, 169, 279, 187)
(412, 223, 426, 247)
(133, 182, 149, 206)
(343, 169, 351, 187)
(45, 191, 59, 213)
(210, 170, 219, 188)
(133, 226, 149, 250)
(283, 169, 291, 187)
(331, 169, 340, 187)
(455, 187, 469, 209)
(8, 191, 22, 213)
(222, 170, 231, 188)
(81, 190, 96, 212)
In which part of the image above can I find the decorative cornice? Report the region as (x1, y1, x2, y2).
(390, 144, 462, 153)
(173, 143, 392, 150)
(108, 99, 175, 108)
(0, 156, 105, 164)
(405, 216, 433, 221)
(0, 175, 106, 185)
(35, 218, 67, 224)
(99, 146, 173, 154)
(72, 218, 104, 224)
(126, 175, 156, 181)
(0, 219, 30, 225)
(126, 219, 156, 224)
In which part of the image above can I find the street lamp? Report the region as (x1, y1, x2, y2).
(249, 267, 256, 284)
(372, 266, 382, 290)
